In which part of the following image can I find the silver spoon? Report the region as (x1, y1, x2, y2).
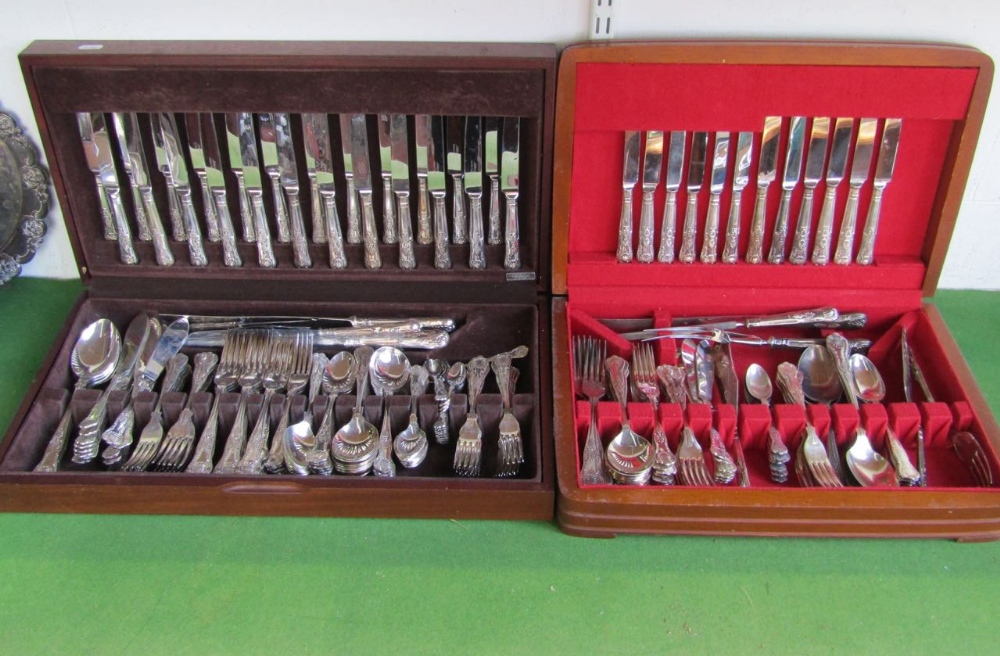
(850, 353, 919, 485)
(370, 346, 411, 477)
(331, 345, 378, 475)
(394, 365, 430, 468)
(798, 344, 845, 482)
(283, 418, 313, 475)
(744, 363, 790, 483)
(305, 351, 357, 474)
(604, 355, 653, 485)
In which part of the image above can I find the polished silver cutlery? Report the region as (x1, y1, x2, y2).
(679, 131, 708, 263)
(502, 117, 521, 270)
(834, 117, 877, 265)
(700, 131, 729, 263)
(768, 116, 805, 264)
(465, 116, 486, 269)
(657, 131, 684, 263)
(228, 112, 276, 267)
(789, 117, 829, 264)
(153, 113, 208, 266)
(339, 114, 362, 245)
(183, 114, 221, 244)
(722, 131, 753, 263)
(376, 114, 398, 245)
(302, 113, 347, 268)
(811, 117, 853, 264)
(637, 130, 663, 263)
(857, 118, 902, 265)
(77, 112, 137, 263)
(616, 130, 641, 263)
(223, 113, 257, 245)
(485, 117, 502, 246)
(746, 116, 781, 264)
(188, 113, 242, 267)
(349, 113, 382, 269)
(390, 113, 416, 269)
(446, 116, 467, 245)
(271, 112, 311, 268)
(258, 113, 292, 244)
(413, 114, 435, 245)
(112, 112, 171, 265)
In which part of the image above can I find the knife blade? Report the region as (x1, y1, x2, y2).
(428, 116, 451, 269)
(413, 114, 434, 245)
(258, 113, 291, 244)
(136, 316, 190, 393)
(617, 130, 641, 263)
(302, 113, 346, 268)
(112, 112, 171, 265)
(636, 130, 663, 263)
(223, 113, 256, 245)
(768, 116, 806, 264)
(350, 113, 381, 269)
(154, 113, 207, 266)
(700, 131, 729, 263)
(339, 114, 361, 244)
(193, 113, 241, 267)
(501, 116, 521, 270)
(811, 117, 853, 264)
(484, 117, 502, 246)
(834, 117, 877, 265)
(722, 131, 753, 263)
(657, 131, 685, 263)
(77, 112, 137, 263)
(857, 118, 902, 265)
(679, 131, 708, 263)
(229, 112, 275, 267)
(446, 116, 467, 245)
(183, 113, 221, 245)
(149, 115, 186, 243)
(465, 116, 485, 269)
(390, 113, 415, 269)
(746, 116, 782, 263)
(900, 327, 928, 486)
(789, 117, 830, 264)
(376, 113, 398, 245)
(273, 112, 312, 268)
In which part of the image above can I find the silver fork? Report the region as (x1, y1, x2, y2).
(658, 364, 713, 486)
(633, 343, 676, 485)
(574, 336, 611, 485)
(776, 362, 843, 488)
(454, 356, 490, 476)
(186, 331, 241, 473)
(121, 353, 191, 472)
(492, 353, 523, 477)
(214, 330, 269, 474)
(150, 351, 218, 471)
(237, 332, 300, 474)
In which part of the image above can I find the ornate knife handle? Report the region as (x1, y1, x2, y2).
(321, 189, 347, 269)
(187, 395, 221, 474)
(360, 191, 382, 269)
(616, 188, 634, 263)
(105, 185, 138, 264)
(397, 194, 416, 270)
(286, 189, 313, 268)
(269, 174, 291, 243)
(451, 174, 467, 244)
(678, 193, 699, 263)
(657, 190, 677, 263)
(416, 177, 432, 245)
(432, 192, 451, 269)
(381, 177, 397, 244)
(700, 194, 721, 263)
(788, 186, 815, 265)
(214, 394, 249, 474)
(748, 307, 839, 329)
(345, 177, 361, 244)
(811, 185, 838, 265)
(856, 185, 885, 265)
(309, 176, 326, 244)
(721, 188, 742, 263)
(745, 185, 769, 264)
(488, 175, 502, 245)
(636, 188, 655, 263)
(213, 189, 242, 268)
(130, 185, 151, 241)
(468, 192, 486, 270)
(93, 176, 117, 240)
(767, 189, 793, 264)
(504, 191, 520, 270)
(178, 188, 208, 266)
(886, 427, 921, 483)
(234, 172, 256, 243)
(140, 186, 174, 266)
(248, 190, 276, 268)
(196, 172, 221, 242)
(833, 185, 862, 265)
(166, 185, 187, 241)
(825, 333, 858, 407)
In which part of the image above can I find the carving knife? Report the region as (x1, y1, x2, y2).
(339, 114, 362, 244)
(112, 112, 171, 264)
(484, 117, 502, 245)
(857, 118, 902, 265)
(811, 117, 853, 264)
(390, 113, 416, 269)
(789, 117, 830, 264)
(679, 131, 708, 263)
(900, 327, 928, 486)
(768, 115, 806, 264)
(834, 117, 878, 265)
(446, 116, 467, 244)
(229, 112, 276, 267)
(376, 114, 398, 244)
(616, 130, 641, 262)
(192, 113, 241, 267)
(637, 130, 663, 263)
(746, 116, 781, 263)
(302, 113, 346, 267)
(413, 114, 434, 244)
(274, 112, 312, 268)
(700, 131, 729, 263)
(349, 113, 382, 269)
(77, 112, 136, 263)
(428, 116, 451, 269)
(183, 113, 221, 244)
(465, 116, 485, 269)
(258, 113, 291, 244)
(154, 113, 208, 266)
(223, 113, 256, 244)
(501, 116, 521, 270)
(657, 131, 684, 263)
(722, 131, 753, 263)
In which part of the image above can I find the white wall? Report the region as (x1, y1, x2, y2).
(2, 0, 998, 288)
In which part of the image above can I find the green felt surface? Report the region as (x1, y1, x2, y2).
(1, 279, 999, 655)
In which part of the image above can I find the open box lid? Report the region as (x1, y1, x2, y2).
(20, 40, 556, 304)
(551, 40, 993, 310)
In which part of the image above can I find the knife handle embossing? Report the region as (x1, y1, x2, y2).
(197, 172, 221, 242)
(248, 191, 276, 268)
(417, 178, 432, 245)
(93, 176, 117, 240)
(346, 177, 361, 244)
(488, 175, 502, 245)
(213, 189, 242, 268)
(746, 186, 769, 264)
(504, 191, 520, 270)
(657, 191, 677, 263)
(106, 185, 138, 264)
(178, 189, 208, 266)
(269, 175, 291, 243)
(233, 172, 256, 243)
(432, 193, 451, 269)
(678, 194, 698, 263)
(811, 185, 838, 265)
(468, 192, 486, 270)
(130, 186, 151, 241)
(722, 190, 742, 264)
(616, 188, 634, 263)
(767, 189, 793, 264)
(789, 187, 815, 265)
(700, 194, 721, 264)
(834, 185, 862, 265)
(451, 174, 467, 244)
(287, 191, 313, 268)
(397, 194, 416, 270)
(381, 177, 398, 244)
(309, 177, 326, 244)
(856, 186, 884, 265)
(360, 192, 382, 269)
(321, 190, 347, 269)
(636, 190, 655, 263)
(166, 185, 187, 241)
(140, 187, 174, 266)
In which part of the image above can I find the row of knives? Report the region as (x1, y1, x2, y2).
(616, 116, 903, 266)
(76, 111, 523, 270)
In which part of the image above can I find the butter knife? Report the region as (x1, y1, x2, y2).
(195, 113, 241, 267)
(722, 131, 753, 263)
(657, 131, 684, 263)
(679, 131, 708, 263)
(274, 112, 312, 268)
(223, 113, 256, 245)
(339, 114, 362, 244)
(768, 116, 806, 264)
(746, 116, 781, 264)
(834, 117, 877, 265)
(465, 116, 486, 269)
(350, 113, 381, 269)
(446, 116, 467, 244)
(428, 116, 451, 269)
(637, 130, 663, 263)
(258, 113, 291, 244)
(77, 112, 136, 263)
(501, 117, 521, 270)
(231, 112, 276, 267)
(485, 117, 502, 245)
(857, 118, 902, 265)
(390, 113, 416, 269)
(302, 113, 346, 268)
(154, 113, 208, 266)
(811, 117, 853, 265)
(617, 130, 641, 263)
(377, 113, 398, 244)
(700, 131, 729, 263)
(789, 117, 830, 264)
(413, 114, 434, 244)
(112, 112, 171, 265)
(183, 113, 221, 244)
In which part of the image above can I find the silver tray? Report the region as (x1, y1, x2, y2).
(0, 111, 48, 286)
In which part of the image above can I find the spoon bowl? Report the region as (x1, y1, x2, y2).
(332, 346, 378, 474)
(843, 352, 896, 486)
(283, 419, 313, 475)
(849, 353, 886, 403)
(744, 363, 773, 405)
(394, 365, 430, 468)
(369, 347, 411, 477)
(797, 345, 843, 405)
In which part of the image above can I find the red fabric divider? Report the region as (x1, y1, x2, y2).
(774, 405, 807, 451)
(922, 403, 954, 448)
(889, 402, 923, 446)
(861, 404, 890, 450)
(740, 405, 772, 451)
(832, 404, 861, 448)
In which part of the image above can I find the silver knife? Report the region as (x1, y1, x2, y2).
(428, 116, 451, 269)
(350, 113, 381, 269)
(135, 317, 190, 394)
(274, 112, 312, 268)
(77, 112, 136, 263)
(700, 131, 729, 263)
(446, 116, 467, 244)
(679, 131, 708, 263)
(302, 113, 346, 268)
(768, 115, 806, 264)
(746, 116, 781, 263)
(789, 117, 830, 264)
(834, 117, 878, 265)
(183, 113, 221, 244)
(258, 113, 291, 244)
(657, 131, 685, 263)
(376, 114, 398, 245)
(154, 113, 208, 266)
(501, 117, 521, 270)
(112, 112, 171, 265)
(339, 114, 362, 244)
(637, 130, 663, 263)
(900, 327, 927, 486)
(811, 117, 853, 264)
(413, 114, 434, 245)
(465, 116, 486, 269)
(857, 118, 902, 265)
(722, 131, 753, 263)
(485, 117, 502, 246)
(194, 113, 241, 267)
(149, 116, 186, 243)
(223, 113, 256, 245)
(390, 113, 416, 269)
(230, 112, 276, 267)
(617, 130, 641, 263)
